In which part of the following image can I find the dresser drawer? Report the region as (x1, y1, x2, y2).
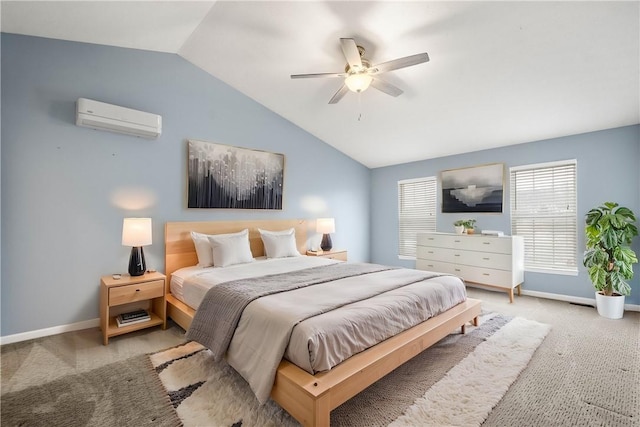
(416, 259, 457, 275)
(417, 233, 515, 254)
(459, 265, 515, 288)
(109, 280, 164, 306)
(417, 233, 461, 249)
(463, 236, 513, 254)
(457, 251, 513, 270)
(416, 246, 458, 263)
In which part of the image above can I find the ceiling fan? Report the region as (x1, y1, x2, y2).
(291, 38, 429, 104)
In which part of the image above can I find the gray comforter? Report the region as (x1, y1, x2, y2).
(187, 263, 462, 403)
(186, 263, 394, 360)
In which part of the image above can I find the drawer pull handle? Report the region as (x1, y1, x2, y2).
(483, 257, 490, 260)
(483, 242, 491, 245)
(454, 240, 461, 243)
(454, 268, 461, 272)
(482, 273, 490, 276)
(428, 251, 434, 254)
(454, 254, 460, 257)
(136, 289, 141, 292)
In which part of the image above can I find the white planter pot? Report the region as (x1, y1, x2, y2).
(595, 292, 625, 319)
(454, 225, 465, 235)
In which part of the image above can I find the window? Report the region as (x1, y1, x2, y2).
(510, 160, 578, 275)
(398, 177, 437, 259)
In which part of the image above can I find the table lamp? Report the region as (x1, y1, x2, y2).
(316, 218, 335, 251)
(122, 218, 152, 276)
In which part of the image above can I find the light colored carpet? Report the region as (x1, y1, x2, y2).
(466, 287, 640, 427)
(150, 313, 549, 426)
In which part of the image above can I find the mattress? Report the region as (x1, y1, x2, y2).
(170, 256, 340, 310)
(169, 265, 202, 304)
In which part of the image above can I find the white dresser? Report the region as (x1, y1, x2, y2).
(416, 232, 525, 303)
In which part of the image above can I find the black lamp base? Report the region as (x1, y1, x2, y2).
(128, 246, 146, 276)
(320, 233, 333, 251)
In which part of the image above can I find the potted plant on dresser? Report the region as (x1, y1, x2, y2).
(462, 219, 477, 234)
(453, 220, 475, 234)
(583, 202, 638, 319)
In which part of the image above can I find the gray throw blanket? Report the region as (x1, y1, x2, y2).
(186, 262, 395, 361)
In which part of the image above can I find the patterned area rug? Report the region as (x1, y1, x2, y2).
(1, 352, 181, 427)
(150, 313, 550, 427)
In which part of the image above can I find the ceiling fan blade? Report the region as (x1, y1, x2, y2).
(371, 53, 429, 74)
(340, 38, 363, 70)
(328, 84, 349, 104)
(291, 72, 346, 79)
(370, 78, 404, 97)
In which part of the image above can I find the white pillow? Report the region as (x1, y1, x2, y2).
(258, 228, 301, 259)
(191, 231, 215, 267)
(207, 229, 254, 268)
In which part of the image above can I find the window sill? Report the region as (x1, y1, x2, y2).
(525, 267, 578, 276)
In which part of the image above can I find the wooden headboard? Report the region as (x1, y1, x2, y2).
(164, 219, 308, 281)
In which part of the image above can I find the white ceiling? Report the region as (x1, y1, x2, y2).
(2, 1, 639, 168)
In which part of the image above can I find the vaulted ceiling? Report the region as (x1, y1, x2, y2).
(2, 1, 638, 168)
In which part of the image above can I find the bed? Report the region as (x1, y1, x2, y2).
(165, 219, 482, 427)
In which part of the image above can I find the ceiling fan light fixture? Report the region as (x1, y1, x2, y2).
(345, 73, 373, 93)
(291, 38, 428, 103)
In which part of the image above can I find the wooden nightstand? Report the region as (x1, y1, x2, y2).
(306, 249, 348, 261)
(100, 271, 166, 345)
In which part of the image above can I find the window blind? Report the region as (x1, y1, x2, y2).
(398, 177, 437, 258)
(510, 160, 578, 274)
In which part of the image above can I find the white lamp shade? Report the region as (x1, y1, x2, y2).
(316, 218, 335, 234)
(122, 218, 152, 247)
(345, 73, 373, 93)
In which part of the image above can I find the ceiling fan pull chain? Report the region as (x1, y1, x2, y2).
(358, 92, 363, 121)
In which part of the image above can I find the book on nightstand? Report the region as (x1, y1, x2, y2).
(116, 309, 151, 327)
(120, 309, 148, 320)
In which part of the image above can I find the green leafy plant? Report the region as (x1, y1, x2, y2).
(583, 202, 638, 296)
(461, 219, 476, 230)
(453, 220, 465, 227)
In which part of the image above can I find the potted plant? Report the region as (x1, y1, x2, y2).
(462, 219, 477, 234)
(583, 202, 638, 319)
(453, 220, 465, 234)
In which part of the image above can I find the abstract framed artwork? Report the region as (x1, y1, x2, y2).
(188, 140, 284, 209)
(441, 163, 504, 213)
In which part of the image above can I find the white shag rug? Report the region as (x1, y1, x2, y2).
(150, 314, 550, 427)
(389, 317, 551, 426)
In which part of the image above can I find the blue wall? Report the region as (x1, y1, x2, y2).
(371, 125, 640, 305)
(0, 34, 371, 336)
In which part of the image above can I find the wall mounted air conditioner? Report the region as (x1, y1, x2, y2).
(76, 98, 162, 139)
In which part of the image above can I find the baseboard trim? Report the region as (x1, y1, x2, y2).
(520, 289, 640, 312)
(0, 318, 99, 345)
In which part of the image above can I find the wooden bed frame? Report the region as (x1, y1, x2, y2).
(165, 219, 482, 427)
